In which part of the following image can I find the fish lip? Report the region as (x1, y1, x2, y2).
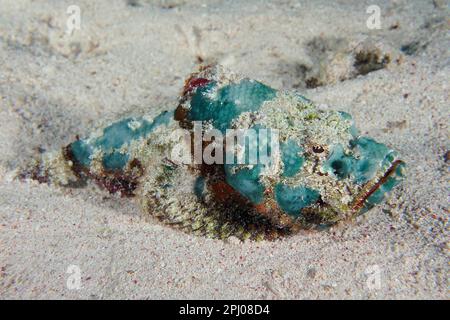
(351, 159, 405, 214)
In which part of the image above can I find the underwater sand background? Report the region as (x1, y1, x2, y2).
(0, 0, 448, 299)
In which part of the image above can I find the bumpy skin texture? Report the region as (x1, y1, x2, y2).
(25, 65, 405, 241)
(175, 66, 405, 231)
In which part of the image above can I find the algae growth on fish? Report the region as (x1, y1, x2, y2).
(22, 65, 405, 241)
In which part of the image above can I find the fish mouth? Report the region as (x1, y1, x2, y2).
(351, 159, 406, 214)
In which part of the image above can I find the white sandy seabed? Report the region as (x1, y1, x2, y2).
(0, 0, 448, 299)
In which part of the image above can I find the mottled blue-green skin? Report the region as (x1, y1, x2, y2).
(274, 184, 320, 216)
(69, 77, 403, 218)
(187, 80, 277, 133)
(187, 79, 403, 217)
(322, 137, 404, 210)
(323, 137, 398, 185)
(188, 79, 278, 205)
(281, 140, 305, 178)
(362, 161, 405, 211)
(187, 79, 323, 214)
(70, 111, 173, 170)
(223, 126, 277, 205)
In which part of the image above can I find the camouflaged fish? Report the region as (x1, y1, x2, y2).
(24, 65, 405, 241)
